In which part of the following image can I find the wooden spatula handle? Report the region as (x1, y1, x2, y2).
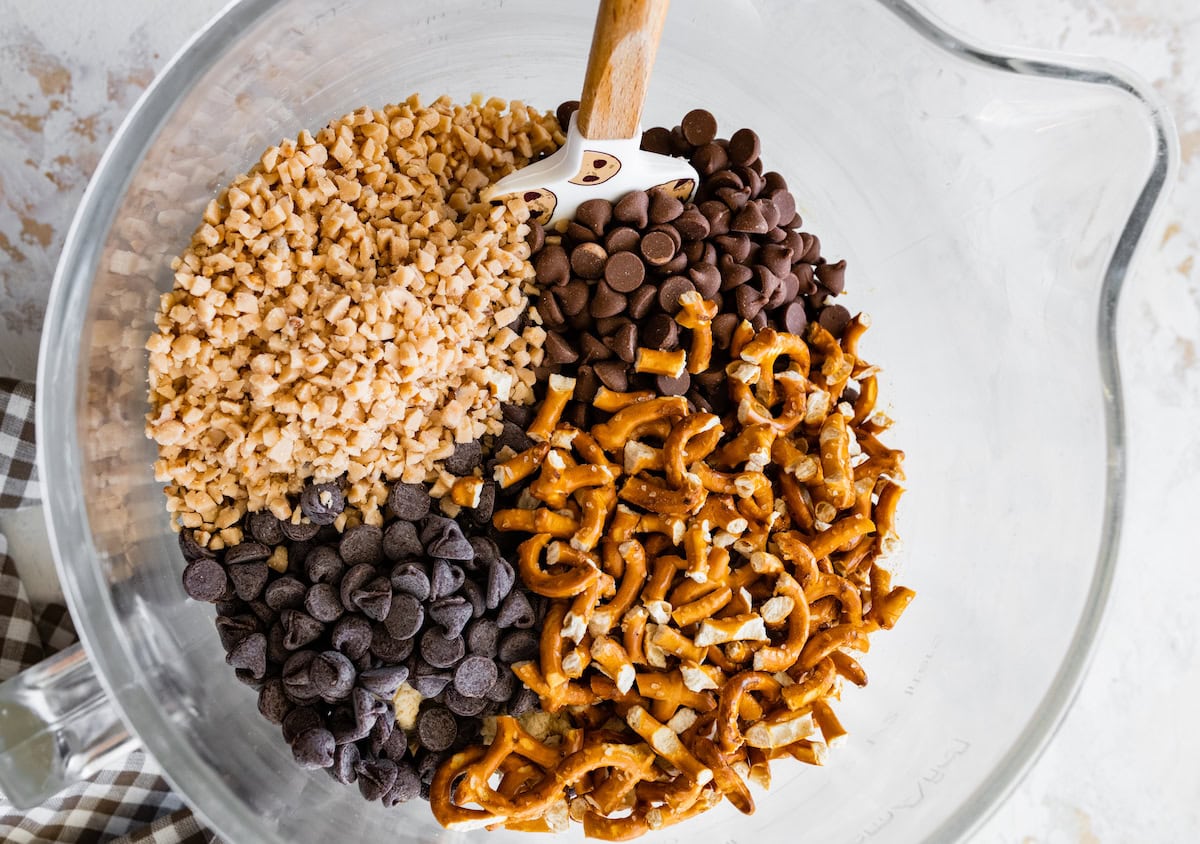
(577, 0, 670, 140)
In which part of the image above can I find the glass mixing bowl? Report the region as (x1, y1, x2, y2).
(11, 0, 1175, 841)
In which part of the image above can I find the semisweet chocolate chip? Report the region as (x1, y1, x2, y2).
(331, 742, 360, 784)
(368, 716, 394, 757)
(224, 541, 270, 566)
(282, 705, 322, 744)
(358, 665, 410, 697)
(244, 513, 284, 547)
(509, 686, 541, 716)
(592, 360, 627, 392)
(283, 651, 321, 703)
(570, 242, 608, 279)
(728, 128, 761, 167)
(387, 483, 431, 522)
(411, 671, 452, 698)
(604, 251, 646, 292)
(731, 201, 769, 234)
(498, 629, 539, 663)
(266, 623, 289, 664)
(280, 518, 320, 542)
(688, 263, 722, 300)
(556, 99, 580, 129)
(485, 666, 516, 702)
(496, 590, 536, 629)
(605, 226, 640, 254)
(657, 275, 696, 315)
(759, 243, 794, 279)
(257, 679, 291, 724)
(390, 561, 430, 600)
(227, 562, 268, 602)
(641, 313, 680, 350)
(444, 440, 482, 475)
(485, 557, 516, 610)
(460, 579, 486, 621)
(673, 207, 710, 241)
(640, 126, 673, 155)
(648, 189, 684, 225)
(420, 627, 465, 669)
(182, 559, 227, 602)
(452, 655, 499, 698)
(417, 707, 458, 752)
(280, 610, 324, 651)
(339, 525, 382, 567)
(305, 582, 344, 623)
(816, 258, 847, 295)
(381, 521, 420, 562)
(357, 758, 398, 802)
(818, 303, 852, 337)
(543, 332, 579, 365)
(331, 614, 373, 660)
(339, 563, 374, 608)
(428, 559, 466, 600)
(735, 284, 769, 321)
(426, 522, 473, 563)
(639, 230, 675, 266)
(383, 763, 420, 806)
(444, 686, 490, 716)
(355, 577, 393, 623)
(556, 280, 590, 319)
(576, 198, 613, 236)
(587, 282, 626, 320)
(800, 232, 822, 264)
(304, 545, 344, 584)
(711, 313, 740, 350)
(767, 189, 797, 227)
(535, 289, 566, 330)
(311, 650, 356, 702)
(466, 618, 500, 658)
(578, 332, 612, 364)
(565, 221, 596, 243)
(265, 576, 307, 611)
(534, 243, 570, 287)
(178, 529, 215, 562)
(370, 626, 414, 663)
(656, 371, 692, 396)
(627, 285, 658, 320)
(717, 186, 751, 212)
(680, 108, 718, 146)
(298, 483, 343, 526)
(608, 322, 639, 364)
(661, 250, 689, 275)
(429, 596, 474, 639)
(216, 613, 258, 652)
(691, 141, 729, 176)
(384, 593, 424, 640)
(380, 723, 409, 762)
(292, 727, 335, 769)
(227, 632, 267, 679)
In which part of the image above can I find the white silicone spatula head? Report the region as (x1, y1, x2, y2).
(484, 0, 699, 227)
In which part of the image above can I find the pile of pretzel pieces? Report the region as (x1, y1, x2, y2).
(430, 305, 914, 839)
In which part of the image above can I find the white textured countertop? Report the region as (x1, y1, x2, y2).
(1, 0, 1197, 841)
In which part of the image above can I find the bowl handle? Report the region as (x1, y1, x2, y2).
(0, 642, 137, 808)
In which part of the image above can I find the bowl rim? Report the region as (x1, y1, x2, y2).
(36, 1, 1178, 842)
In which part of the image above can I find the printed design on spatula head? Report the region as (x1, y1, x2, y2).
(521, 189, 558, 225)
(652, 177, 696, 201)
(569, 150, 623, 186)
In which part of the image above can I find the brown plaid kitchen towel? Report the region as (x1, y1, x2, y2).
(0, 379, 219, 844)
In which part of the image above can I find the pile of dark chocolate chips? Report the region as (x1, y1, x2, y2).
(179, 442, 544, 804)
(531, 103, 852, 429)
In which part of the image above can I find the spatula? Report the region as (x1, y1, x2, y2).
(484, 0, 699, 228)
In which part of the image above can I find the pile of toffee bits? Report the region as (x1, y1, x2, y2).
(533, 103, 851, 427)
(180, 440, 544, 804)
